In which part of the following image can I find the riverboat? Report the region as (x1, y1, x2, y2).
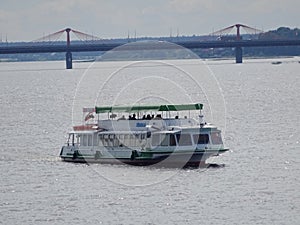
(60, 103, 228, 168)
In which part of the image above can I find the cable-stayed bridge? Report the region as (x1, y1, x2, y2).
(1, 24, 300, 69)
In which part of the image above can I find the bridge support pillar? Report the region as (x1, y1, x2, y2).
(235, 47, 243, 63)
(66, 51, 72, 69)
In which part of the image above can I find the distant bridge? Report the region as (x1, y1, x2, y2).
(1, 25, 300, 68)
(2, 39, 300, 53)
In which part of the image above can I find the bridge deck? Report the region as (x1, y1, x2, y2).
(1, 40, 300, 54)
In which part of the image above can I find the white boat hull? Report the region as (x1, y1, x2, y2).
(60, 146, 228, 168)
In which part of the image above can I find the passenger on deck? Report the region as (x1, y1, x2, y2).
(146, 114, 151, 120)
(131, 114, 137, 120)
(154, 114, 162, 119)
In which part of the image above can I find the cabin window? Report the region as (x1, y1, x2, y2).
(82, 135, 88, 146)
(87, 135, 93, 146)
(98, 133, 149, 148)
(98, 134, 116, 147)
(107, 134, 114, 147)
(123, 134, 130, 147)
(99, 134, 118, 147)
(134, 134, 141, 146)
(103, 134, 110, 146)
(98, 134, 103, 146)
(139, 136, 147, 147)
(151, 134, 160, 146)
(161, 134, 169, 146)
(129, 134, 136, 147)
(118, 134, 124, 147)
(70, 134, 74, 145)
(113, 135, 119, 147)
(169, 134, 176, 146)
(151, 134, 175, 147)
(114, 134, 144, 147)
(176, 133, 192, 146)
(75, 134, 81, 145)
(93, 134, 98, 146)
(193, 134, 209, 144)
(68, 134, 75, 145)
(102, 134, 108, 146)
(119, 134, 124, 141)
(211, 132, 223, 144)
(109, 134, 114, 140)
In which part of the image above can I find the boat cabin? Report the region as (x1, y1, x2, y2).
(66, 126, 223, 151)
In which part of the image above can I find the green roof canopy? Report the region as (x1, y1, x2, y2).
(95, 103, 203, 114)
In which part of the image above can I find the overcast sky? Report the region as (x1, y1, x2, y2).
(0, 0, 299, 41)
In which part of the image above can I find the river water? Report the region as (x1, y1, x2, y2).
(0, 57, 299, 224)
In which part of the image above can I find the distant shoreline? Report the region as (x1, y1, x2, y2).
(0, 55, 298, 63)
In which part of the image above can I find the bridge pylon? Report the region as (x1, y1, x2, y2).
(211, 24, 264, 63)
(33, 27, 102, 69)
(65, 28, 72, 69)
(235, 47, 242, 63)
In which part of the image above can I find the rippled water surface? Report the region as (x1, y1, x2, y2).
(0, 58, 299, 224)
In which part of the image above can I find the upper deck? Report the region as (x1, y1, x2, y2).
(94, 103, 204, 132)
(97, 117, 200, 132)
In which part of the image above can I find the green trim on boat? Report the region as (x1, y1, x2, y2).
(95, 103, 203, 114)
